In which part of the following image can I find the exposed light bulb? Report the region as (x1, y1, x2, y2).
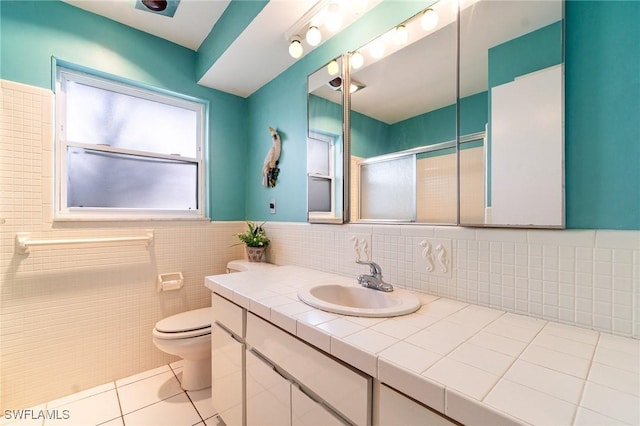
(349, 83, 359, 93)
(393, 25, 408, 45)
(421, 8, 438, 31)
(327, 60, 340, 76)
(369, 39, 385, 59)
(306, 26, 322, 46)
(325, 2, 343, 33)
(288, 38, 303, 59)
(350, 0, 368, 15)
(350, 51, 364, 69)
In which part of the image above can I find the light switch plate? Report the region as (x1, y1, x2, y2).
(414, 238, 452, 278)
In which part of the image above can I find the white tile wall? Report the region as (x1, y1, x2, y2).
(264, 222, 639, 340)
(0, 80, 245, 410)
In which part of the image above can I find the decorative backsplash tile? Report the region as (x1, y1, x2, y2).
(264, 223, 639, 340)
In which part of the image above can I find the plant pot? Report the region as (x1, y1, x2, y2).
(246, 246, 266, 262)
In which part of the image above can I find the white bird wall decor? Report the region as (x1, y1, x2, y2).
(262, 126, 281, 187)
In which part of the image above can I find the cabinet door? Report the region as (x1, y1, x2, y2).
(376, 384, 455, 426)
(246, 349, 291, 426)
(291, 384, 347, 426)
(212, 323, 244, 426)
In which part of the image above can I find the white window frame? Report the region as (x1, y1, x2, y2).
(307, 132, 337, 220)
(54, 67, 206, 221)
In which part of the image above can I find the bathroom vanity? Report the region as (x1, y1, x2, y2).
(205, 266, 639, 425)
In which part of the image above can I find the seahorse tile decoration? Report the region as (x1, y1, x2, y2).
(416, 238, 452, 278)
(350, 234, 371, 262)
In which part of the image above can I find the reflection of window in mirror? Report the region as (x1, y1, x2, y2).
(307, 133, 338, 218)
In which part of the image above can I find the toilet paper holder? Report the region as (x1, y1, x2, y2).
(157, 272, 184, 292)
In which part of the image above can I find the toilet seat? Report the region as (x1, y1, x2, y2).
(153, 307, 212, 340)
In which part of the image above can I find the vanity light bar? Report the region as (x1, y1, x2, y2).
(285, 0, 383, 59)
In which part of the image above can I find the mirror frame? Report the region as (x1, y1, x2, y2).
(306, 55, 350, 224)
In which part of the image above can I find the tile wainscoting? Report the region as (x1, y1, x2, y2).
(0, 80, 246, 410)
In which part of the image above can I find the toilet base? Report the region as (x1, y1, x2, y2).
(180, 357, 211, 391)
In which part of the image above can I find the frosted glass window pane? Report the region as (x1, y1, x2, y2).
(67, 147, 197, 210)
(308, 138, 330, 175)
(66, 81, 197, 157)
(360, 156, 414, 220)
(308, 177, 331, 212)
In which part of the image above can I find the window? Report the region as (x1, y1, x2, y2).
(55, 66, 206, 220)
(307, 132, 340, 218)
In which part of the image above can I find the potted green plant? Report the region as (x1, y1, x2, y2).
(236, 222, 270, 262)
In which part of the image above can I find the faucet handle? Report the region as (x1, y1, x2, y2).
(356, 260, 382, 276)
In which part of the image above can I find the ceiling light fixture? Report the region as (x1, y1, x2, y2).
(325, 2, 343, 32)
(350, 0, 368, 15)
(326, 76, 365, 94)
(393, 25, 408, 45)
(285, 0, 380, 61)
(327, 59, 340, 76)
(350, 51, 364, 69)
(306, 26, 322, 46)
(142, 0, 167, 11)
(289, 36, 304, 59)
(135, 0, 180, 17)
(369, 39, 385, 59)
(421, 8, 439, 31)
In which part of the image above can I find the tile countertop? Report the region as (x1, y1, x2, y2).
(205, 266, 640, 426)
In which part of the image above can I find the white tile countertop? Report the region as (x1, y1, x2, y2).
(205, 266, 640, 425)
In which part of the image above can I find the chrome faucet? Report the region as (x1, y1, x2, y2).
(356, 260, 394, 292)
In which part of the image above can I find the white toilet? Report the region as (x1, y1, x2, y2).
(152, 261, 277, 391)
(152, 307, 212, 391)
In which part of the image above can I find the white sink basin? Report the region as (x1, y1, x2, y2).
(298, 283, 421, 317)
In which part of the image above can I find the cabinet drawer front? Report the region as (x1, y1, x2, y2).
(247, 313, 371, 425)
(377, 384, 456, 426)
(292, 385, 348, 426)
(213, 293, 244, 338)
(212, 323, 244, 426)
(246, 350, 292, 426)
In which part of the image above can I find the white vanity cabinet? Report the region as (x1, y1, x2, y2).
(375, 383, 456, 426)
(246, 349, 291, 426)
(246, 313, 369, 425)
(212, 294, 245, 426)
(291, 384, 346, 426)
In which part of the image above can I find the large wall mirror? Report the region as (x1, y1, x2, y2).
(306, 0, 565, 228)
(348, 1, 458, 223)
(459, 0, 564, 227)
(307, 56, 348, 223)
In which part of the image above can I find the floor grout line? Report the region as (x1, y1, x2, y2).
(29, 364, 214, 426)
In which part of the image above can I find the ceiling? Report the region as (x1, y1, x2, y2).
(61, 0, 376, 97)
(61, 0, 561, 118)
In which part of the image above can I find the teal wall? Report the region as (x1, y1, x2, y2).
(565, 1, 640, 229)
(244, 1, 430, 222)
(0, 0, 248, 220)
(247, 0, 639, 229)
(488, 21, 563, 89)
(2, 1, 638, 229)
(308, 94, 342, 138)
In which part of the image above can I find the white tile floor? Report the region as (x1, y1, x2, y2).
(3, 362, 223, 426)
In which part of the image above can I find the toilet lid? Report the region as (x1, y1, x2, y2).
(155, 307, 212, 333)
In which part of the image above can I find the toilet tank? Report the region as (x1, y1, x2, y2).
(226, 260, 278, 273)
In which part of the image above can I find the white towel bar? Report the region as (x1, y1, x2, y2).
(15, 232, 154, 254)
